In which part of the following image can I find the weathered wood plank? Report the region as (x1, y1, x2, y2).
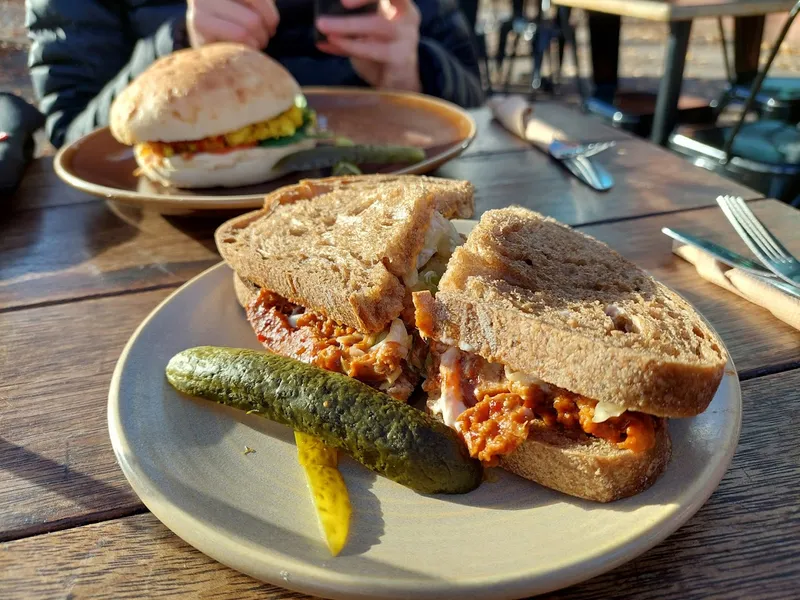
(439, 137, 760, 222)
(0, 289, 175, 540)
(0, 201, 220, 310)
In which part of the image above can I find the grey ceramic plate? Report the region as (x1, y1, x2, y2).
(108, 226, 741, 599)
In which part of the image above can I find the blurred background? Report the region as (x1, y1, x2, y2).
(2, 0, 799, 160)
(5, 0, 800, 103)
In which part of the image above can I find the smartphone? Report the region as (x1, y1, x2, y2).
(315, 0, 379, 42)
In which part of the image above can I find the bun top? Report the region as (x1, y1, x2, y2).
(110, 43, 301, 144)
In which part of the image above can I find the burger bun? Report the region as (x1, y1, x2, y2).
(111, 43, 301, 145)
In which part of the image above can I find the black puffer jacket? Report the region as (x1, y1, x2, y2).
(26, 0, 483, 148)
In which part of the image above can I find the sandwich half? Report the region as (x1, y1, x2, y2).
(216, 174, 474, 401)
(413, 207, 728, 502)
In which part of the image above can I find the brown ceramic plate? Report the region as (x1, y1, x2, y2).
(54, 88, 476, 214)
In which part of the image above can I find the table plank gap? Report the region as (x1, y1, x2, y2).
(0, 506, 150, 545)
(572, 196, 763, 229)
(0, 282, 183, 315)
(738, 360, 800, 382)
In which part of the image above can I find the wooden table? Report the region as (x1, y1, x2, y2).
(553, 0, 798, 144)
(2, 105, 799, 599)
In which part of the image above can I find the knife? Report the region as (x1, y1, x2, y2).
(519, 116, 615, 192)
(558, 154, 615, 192)
(662, 227, 773, 276)
(662, 227, 800, 299)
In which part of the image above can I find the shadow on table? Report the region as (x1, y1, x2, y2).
(0, 436, 138, 541)
(0, 200, 139, 278)
(106, 200, 235, 255)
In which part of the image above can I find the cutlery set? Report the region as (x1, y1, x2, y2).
(547, 139, 616, 192)
(662, 195, 800, 298)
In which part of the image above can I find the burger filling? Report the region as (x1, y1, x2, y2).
(136, 97, 315, 160)
(421, 342, 658, 465)
(246, 289, 426, 402)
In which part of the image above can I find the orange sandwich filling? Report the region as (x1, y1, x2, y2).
(422, 342, 657, 465)
(246, 289, 425, 402)
(136, 104, 305, 159)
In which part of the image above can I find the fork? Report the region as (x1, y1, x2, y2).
(548, 140, 617, 160)
(716, 195, 800, 288)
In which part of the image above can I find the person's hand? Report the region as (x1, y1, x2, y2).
(316, 0, 422, 93)
(187, 0, 279, 49)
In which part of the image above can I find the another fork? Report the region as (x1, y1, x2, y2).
(716, 195, 800, 288)
(548, 140, 617, 160)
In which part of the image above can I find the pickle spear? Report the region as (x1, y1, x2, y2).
(275, 144, 425, 173)
(166, 347, 482, 494)
(295, 432, 351, 556)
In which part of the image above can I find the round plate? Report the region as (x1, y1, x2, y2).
(108, 253, 741, 599)
(54, 88, 476, 214)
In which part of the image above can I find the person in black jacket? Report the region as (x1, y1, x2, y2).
(27, 0, 483, 149)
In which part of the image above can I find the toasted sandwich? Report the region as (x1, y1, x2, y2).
(216, 174, 474, 401)
(413, 207, 727, 502)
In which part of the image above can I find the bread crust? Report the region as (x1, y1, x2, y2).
(413, 207, 727, 417)
(110, 43, 299, 144)
(233, 273, 259, 308)
(499, 417, 672, 502)
(216, 176, 474, 332)
(259, 174, 475, 219)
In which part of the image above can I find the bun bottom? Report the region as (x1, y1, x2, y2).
(135, 139, 315, 189)
(499, 418, 671, 502)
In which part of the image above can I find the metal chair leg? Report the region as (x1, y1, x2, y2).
(718, 17, 733, 85)
(496, 19, 513, 76)
(722, 0, 800, 159)
(531, 29, 547, 91)
(503, 33, 521, 91)
(556, 6, 586, 101)
(556, 7, 570, 83)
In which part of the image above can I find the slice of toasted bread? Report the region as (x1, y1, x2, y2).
(216, 175, 474, 332)
(499, 417, 672, 502)
(414, 207, 727, 417)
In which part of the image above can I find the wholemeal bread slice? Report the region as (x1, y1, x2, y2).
(499, 418, 672, 502)
(414, 206, 727, 417)
(216, 175, 474, 332)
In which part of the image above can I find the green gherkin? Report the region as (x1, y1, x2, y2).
(166, 346, 482, 495)
(274, 144, 426, 172)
